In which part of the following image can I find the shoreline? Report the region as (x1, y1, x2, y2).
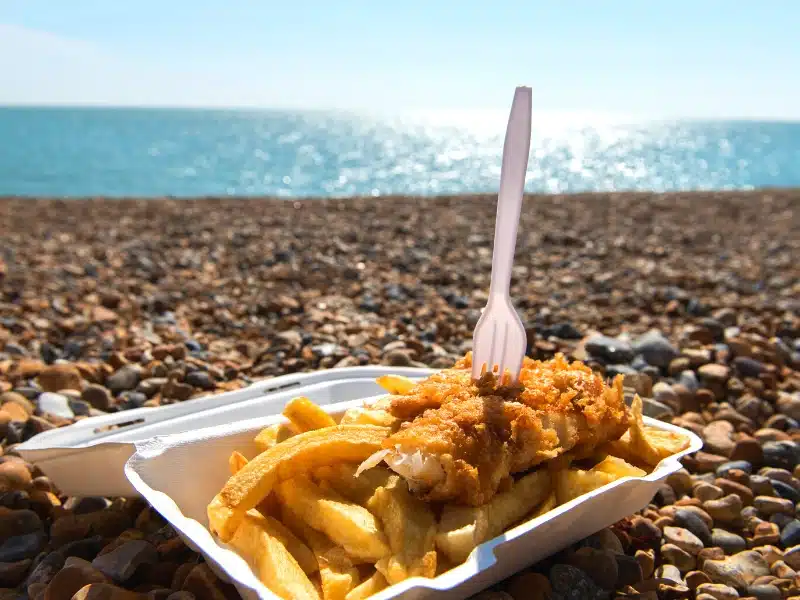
(2, 186, 799, 202)
(1, 189, 798, 598)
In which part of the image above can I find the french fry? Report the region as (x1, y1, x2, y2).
(208, 424, 390, 541)
(314, 463, 393, 505)
(528, 490, 558, 519)
(435, 469, 551, 564)
(229, 450, 249, 475)
(227, 510, 320, 600)
(276, 475, 391, 562)
(367, 475, 437, 583)
(284, 396, 337, 432)
(375, 374, 416, 395)
(301, 520, 361, 600)
(254, 422, 298, 452)
(261, 514, 319, 575)
(607, 395, 690, 467)
(555, 455, 646, 505)
(593, 455, 648, 479)
(344, 571, 388, 600)
(339, 407, 398, 429)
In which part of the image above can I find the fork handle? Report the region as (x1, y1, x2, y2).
(488, 86, 532, 300)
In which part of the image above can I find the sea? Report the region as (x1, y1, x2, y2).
(1, 107, 800, 198)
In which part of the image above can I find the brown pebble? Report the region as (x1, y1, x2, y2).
(505, 571, 551, 600)
(771, 560, 796, 578)
(170, 564, 195, 593)
(43, 558, 111, 600)
(0, 391, 35, 414)
(1, 401, 29, 422)
(630, 516, 662, 541)
(654, 516, 675, 529)
(698, 547, 727, 568)
(716, 477, 755, 505)
(50, 511, 132, 546)
(667, 469, 694, 496)
(635, 548, 655, 579)
(686, 570, 712, 589)
(661, 543, 696, 571)
(759, 468, 792, 483)
(37, 364, 83, 392)
(695, 482, 725, 502)
(0, 460, 33, 491)
(181, 564, 231, 600)
(696, 582, 740, 600)
(704, 494, 744, 523)
(686, 451, 729, 473)
(675, 497, 704, 508)
(731, 438, 764, 465)
(0, 558, 32, 587)
(755, 428, 791, 443)
(71, 583, 148, 600)
(751, 522, 781, 546)
(754, 496, 794, 516)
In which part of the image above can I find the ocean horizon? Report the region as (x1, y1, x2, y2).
(2, 106, 800, 198)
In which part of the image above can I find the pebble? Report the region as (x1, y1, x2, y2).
(718, 461, 755, 477)
(771, 480, 800, 504)
(505, 572, 551, 600)
(43, 558, 112, 600)
(0, 461, 32, 492)
(37, 364, 82, 393)
(751, 522, 781, 546)
(704, 421, 737, 457)
(705, 494, 745, 523)
(696, 482, 726, 502)
(703, 551, 771, 589)
(664, 526, 705, 554)
(731, 439, 765, 466)
(566, 547, 618, 589)
(632, 330, 679, 368)
(0, 558, 31, 587)
(696, 583, 740, 600)
(585, 334, 634, 363)
(71, 583, 148, 600)
(746, 584, 782, 600)
(754, 496, 794, 517)
(762, 442, 800, 471)
(92, 540, 158, 583)
(661, 543, 696, 571)
(785, 546, 800, 569)
(635, 549, 655, 578)
(699, 364, 731, 383)
(184, 371, 214, 391)
(713, 529, 748, 554)
(781, 520, 800, 547)
(81, 385, 114, 411)
(674, 509, 713, 545)
(686, 570, 713, 589)
(105, 367, 141, 395)
(35, 392, 75, 419)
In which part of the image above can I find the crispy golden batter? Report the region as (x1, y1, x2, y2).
(379, 353, 629, 506)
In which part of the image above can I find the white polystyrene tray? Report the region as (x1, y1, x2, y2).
(125, 394, 703, 600)
(17, 367, 434, 497)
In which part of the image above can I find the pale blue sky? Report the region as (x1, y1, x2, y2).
(1, 1, 798, 118)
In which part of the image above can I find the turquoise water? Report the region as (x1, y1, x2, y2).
(2, 107, 800, 197)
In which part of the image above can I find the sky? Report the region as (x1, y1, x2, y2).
(1, 1, 799, 119)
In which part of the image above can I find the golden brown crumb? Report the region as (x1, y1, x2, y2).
(381, 352, 629, 506)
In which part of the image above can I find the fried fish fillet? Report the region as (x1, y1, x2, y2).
(361, 353, 629, 506)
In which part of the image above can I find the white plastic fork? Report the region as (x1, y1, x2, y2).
(471, 86, 532, 383)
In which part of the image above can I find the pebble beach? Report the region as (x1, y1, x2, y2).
(1, 190, 799, 600)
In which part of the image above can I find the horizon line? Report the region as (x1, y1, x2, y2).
(1, 102, 800, 124)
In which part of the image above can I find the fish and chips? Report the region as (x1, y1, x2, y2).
(206, 352, 691, 599)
